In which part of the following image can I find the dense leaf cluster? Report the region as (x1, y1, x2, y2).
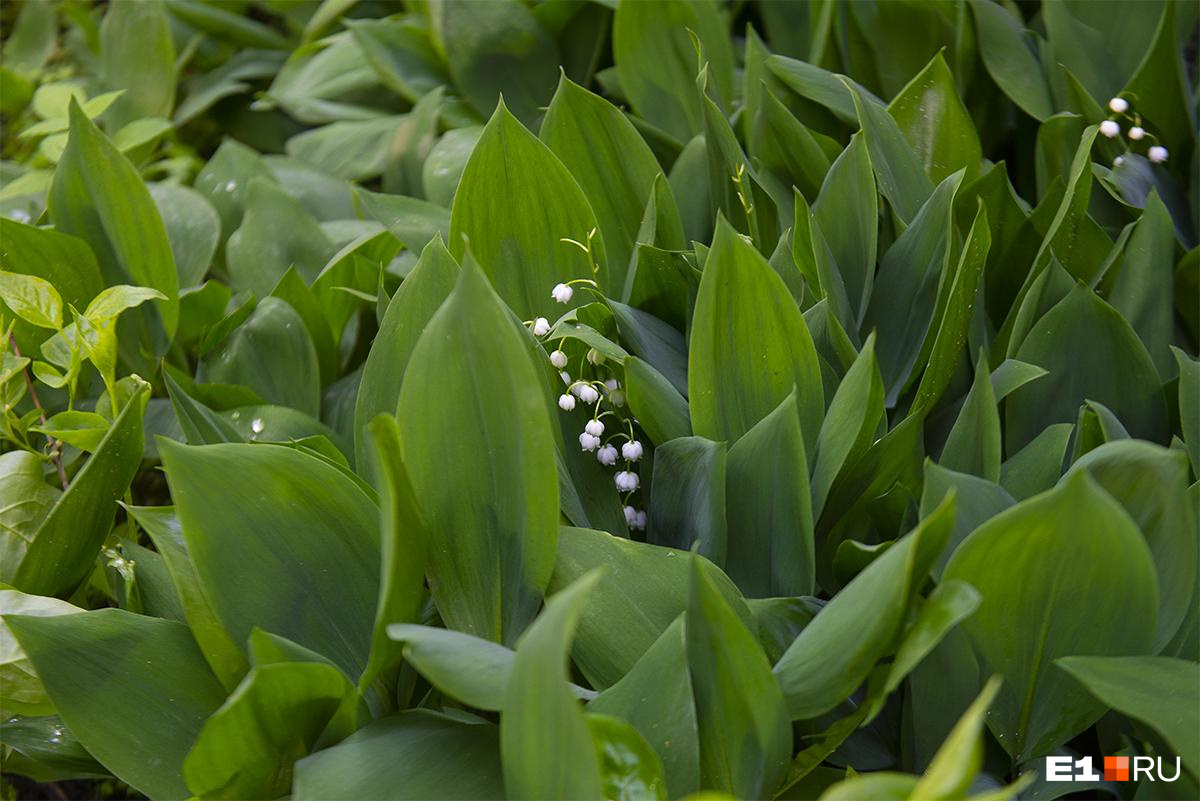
(0, 1, 1197, 800)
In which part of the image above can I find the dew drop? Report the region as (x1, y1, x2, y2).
(250, 418, 264, 435)
(224, 179, 237, 193)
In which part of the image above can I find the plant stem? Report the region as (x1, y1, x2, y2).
(8, 334, 68, 490)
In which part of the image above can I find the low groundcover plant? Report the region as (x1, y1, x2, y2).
(0, 0, 1197, 800)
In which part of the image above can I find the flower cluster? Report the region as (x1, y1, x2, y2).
(1102, 95, 1168, 164)
(527, 277, 647, 532)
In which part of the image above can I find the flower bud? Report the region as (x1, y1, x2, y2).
(587, 348, 605, 365)
(551, 283, 574, 304)
(1099, 120, 1120, 138)
(1127, 126, 1144, 141)
(1108, 97, 1129, 113)
(550, 350, 568, 368)
(1149, 145, 1168, 163)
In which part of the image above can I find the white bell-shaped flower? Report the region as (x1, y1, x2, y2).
(579, 432, 601, 452)
(622, 440, 644, 461)
(551, 283, 574, 304)
(586, 348, 605, 365)
(550, 350, 568, 368)
(623, 505, 638, 526)
(1149, 145, 1168, 163)
(531, 317, 551, 337)
(577, 384, 600, 404)
(558, 394, 576, 411)
(1113, 156, 1125, 167)
(1099, 120, 1120, 138)
(634, 510, 647, 530)
(1108, 97, 1129, 113)
(1127, 126, 1145, 141)
(597, 444, 619, 466)
(585, 419, 604, 437)
(614, 470, 640, 492)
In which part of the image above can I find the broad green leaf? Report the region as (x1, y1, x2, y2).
(395, 259, 558, 646)
(6, 609, 226, 800)
(183, 662, 358, 800)
(612, 0, 735, 142)
(911, 200, 991, 414)
(159, 440, 380, 679)
(623, 355, 691, 445)
(648, 436, 727, 564)
(725, 392, 814, 598)
(269, 266, 338, 385)
(286, 116, 404, 182)
(199, 297, 321, 417)
(998, 422, 1073, 501)
(1122, 2, 1192, 172)
(607, 301, 686, 392)
(1056, 655, 1199, 777)
(0, 219, 103, 323)
(1006, 284, 1167, 452)
(909, 677, 1000, 800)
(864, 171, 962, 402)
(766, 54, 879, 125)
(3, 0, 57, 75)
(148, 183, 220, 289)
(845, 80, 935, 224)
(264, 33, 387, 124)
(940, 352, 1001, 481)
(943, 471, 1159, 762)
(812, 133, 876, 320)
(292, 710, 504, 801)
(888, 52, 981, 184)
(920, 462, 1015, 577)
(0, 713, 108, 783)
(1071, 441, 1196, 652)
(502, 571, 604, 800)
(346, 18, 449, 104)
(164, 370, 242, 445)
(84, 284, 167, 322)
(360, 416, 427, 694)
(588, 618, 699, 797)
(587, 714, 668, 801)
(432, 0, 557, 126)
(422, 125, 483, 207)
(355, 238, 459, 477)
(225, 177, 334, 297)
(47, 101, 179, 352)
(0, 588, 81, 717)
(449, 102, 605, 318)
(193, 138, 275, 246)
(775, 493, 955, 719)
(99, 0, 175, 128)
(0, 270, 61, 329)
(542, 75, 672, 292)
(811, 332, 884, 517)
(687, 554, 791, 799)
(689, 217, 823, 449)
(30, 410, 109, 453)
(1105, 191, 1175, 377)
(126, 504, 247, 690)
(388, 624, 514, 712)
(9, 381, 148, 597)
(1175, 347, 1200, 475)
(550, 526, 753, 690)
(969, 0, 1053, 120)
(355, 187, 450, 253)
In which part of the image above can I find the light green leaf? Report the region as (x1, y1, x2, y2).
(612, 0, 735, 142)
(725, 392, 814, 598)
(48, 100, 178, 352)
(6, 609, 226, 800)
(99, 0, 175, 128)
(587, 714, 668, 801)
(648, 436, 727, 564)
(502, 571, 604, 800)
(226, 177, 335, 297)
(943, 471, 1159, 762)
(0, 270, 61, 329)
(183, 661, 359, 800)
(687, 553, 791, 799)
(775, 493, 955, 720)
(969, 0, 1053, 120)
(432, 0, 558, 126)
(1056, 655, 1199, 777)
(148, 183, 220, 289)
(845, 79, 935, 225)
(159, 440, 380, 680)
(292, 710, 504, 801)
(888, 52, 982, 184)
(396, 259, 558, 646)
(542, 75, 672, 293)
(0, 587, 82, 717)
(449, 102, 605, 318)
(812, 133, 876, 320)
(689, 217, 823, 450)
